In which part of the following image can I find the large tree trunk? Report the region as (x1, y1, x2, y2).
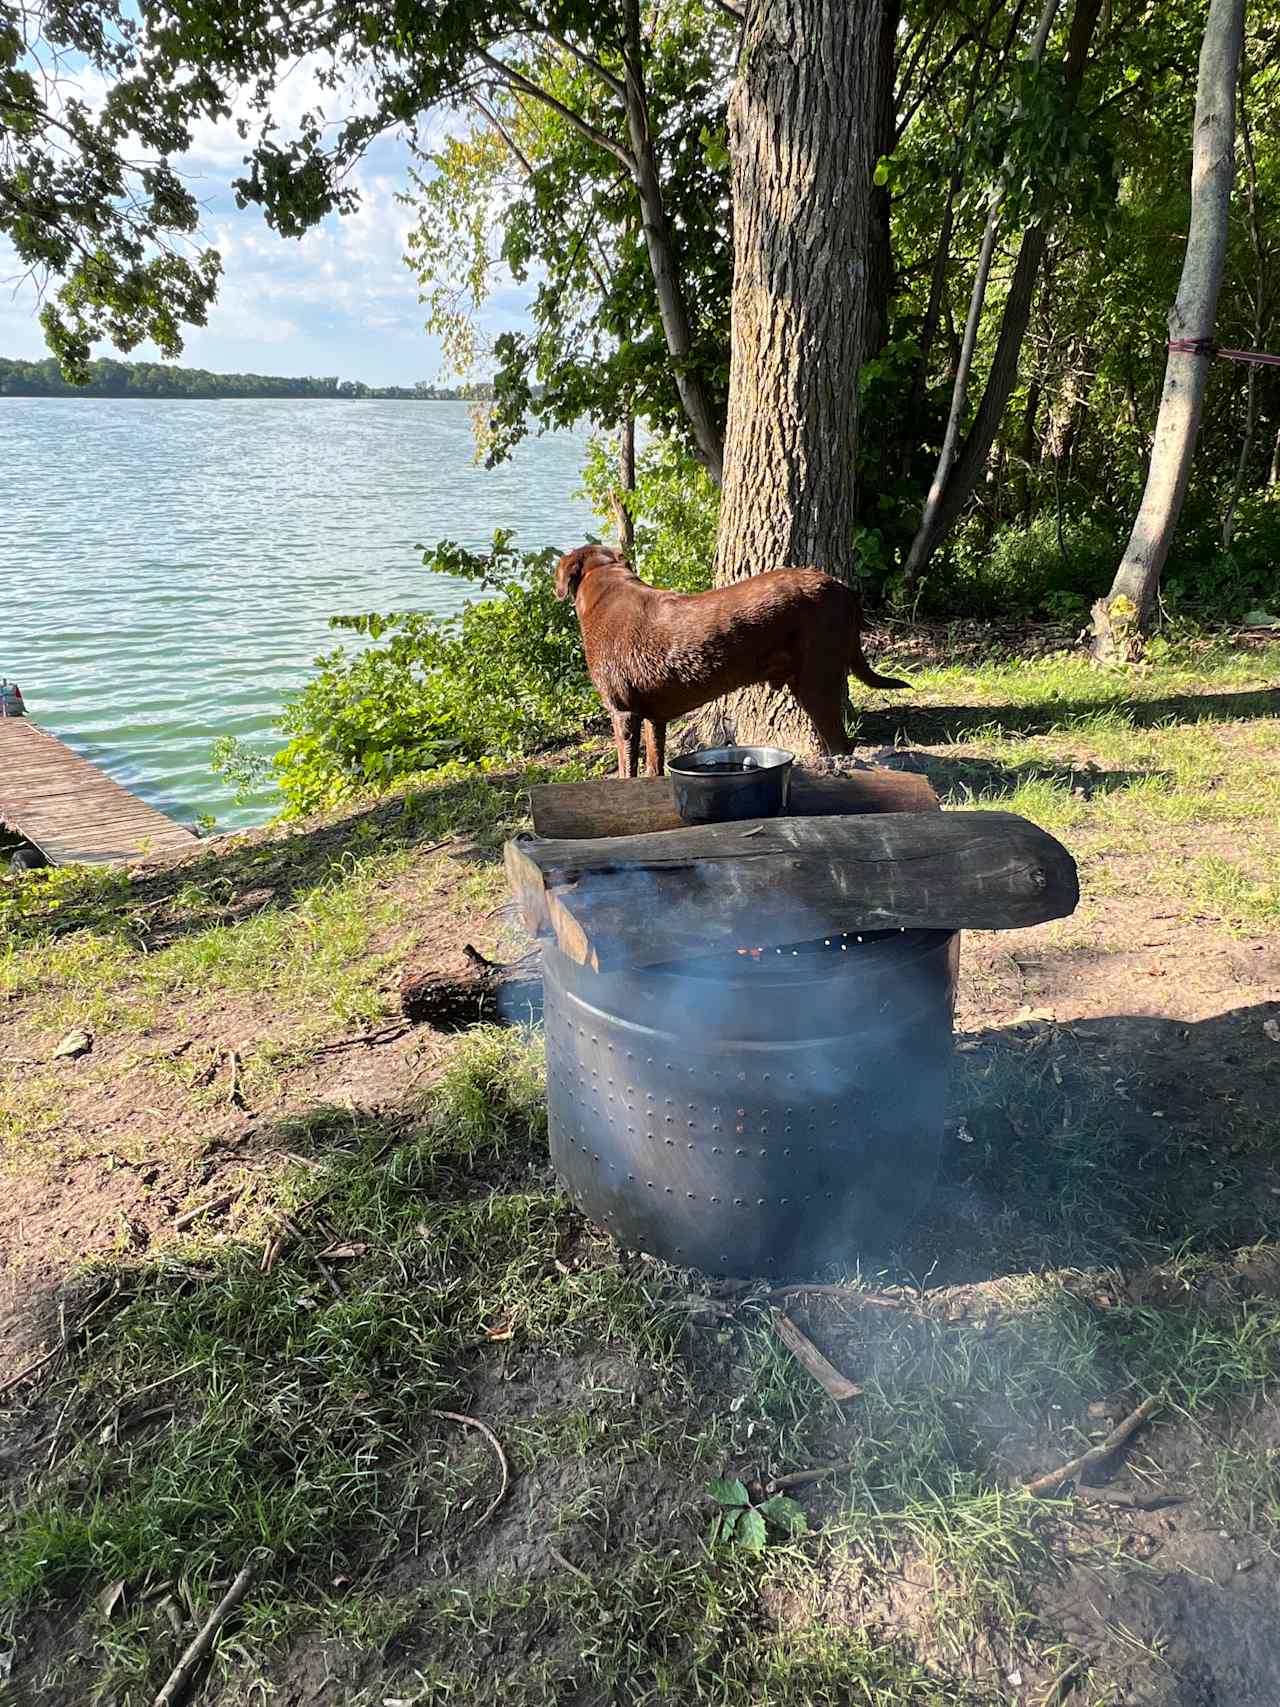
(1090, 0, 1244, 662)
(701, 0, 885, 754)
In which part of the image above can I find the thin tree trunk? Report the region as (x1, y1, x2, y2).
(611, 408, 637, 551)
(621, 0, 725, 483)
(865, 0, 902, 366)
(902, 0, 1060, 585)
(1270, 422, 1280, 487)
(1222, 47, 1264, 551)
(701, 0, 885, 754)
(1091, 0, 1244, 661)
(903, 0, 1103, 584)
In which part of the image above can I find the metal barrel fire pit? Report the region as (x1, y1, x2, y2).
(543, 926, 959, 1277)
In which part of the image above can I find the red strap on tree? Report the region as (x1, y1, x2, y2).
(1168, 337, 1280, 367)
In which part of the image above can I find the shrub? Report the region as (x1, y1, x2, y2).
(1163, 492, 1280, 618)
(272, 533, 595, 816)
(924, 512, 1122, 619)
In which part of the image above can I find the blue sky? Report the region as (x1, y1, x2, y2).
(0, 63, 531, 386)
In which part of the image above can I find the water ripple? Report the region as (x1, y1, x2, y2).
(1, 399, 594, 827)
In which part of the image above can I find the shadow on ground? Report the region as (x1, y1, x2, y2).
(853, 684, 1279, 746)
(868, 748, 1169, 804)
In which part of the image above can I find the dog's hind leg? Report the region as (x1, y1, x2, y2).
(792, 675, 853, 756)
(643, 720, 666, 778)
(612, 711, 642, 778)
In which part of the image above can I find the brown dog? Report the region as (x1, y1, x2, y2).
(555, 544, 907, 777)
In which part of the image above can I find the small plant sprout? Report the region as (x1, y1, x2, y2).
(705, 1477, 808, 1555)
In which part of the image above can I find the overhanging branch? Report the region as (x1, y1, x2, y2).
(474, 48, 635, 171)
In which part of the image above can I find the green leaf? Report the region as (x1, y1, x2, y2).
(758, 1496, 808, 1536)
(735, 1508, 768, 1554)
(720, 1506, 741, 1536)
(705, 1477, 750, 1508)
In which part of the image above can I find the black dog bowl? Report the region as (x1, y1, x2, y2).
(667, 745, 795, 825)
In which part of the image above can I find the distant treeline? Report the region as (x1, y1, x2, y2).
(0, 356, 495, 401)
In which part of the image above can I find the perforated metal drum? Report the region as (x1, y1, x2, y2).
(543, 927, 959, 1277)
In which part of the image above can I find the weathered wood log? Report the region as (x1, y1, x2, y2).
(505, 811, 1078, 972)
(399, 963, 542, 1028)
(528, 766, 937, 840)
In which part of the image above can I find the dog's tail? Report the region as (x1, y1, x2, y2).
(849, 623, 909, 691)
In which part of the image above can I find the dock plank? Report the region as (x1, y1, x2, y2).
(0, 720, 197, 866)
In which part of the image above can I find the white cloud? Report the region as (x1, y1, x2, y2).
(2, 47, 532, 382)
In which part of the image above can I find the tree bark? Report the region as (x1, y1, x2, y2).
(621, 0, 725, 483)
(903, 0, 1102, 584)
(701, 0, 886, 754)
(1091, 0, 1244, 661)
(610, 407, 637, 550)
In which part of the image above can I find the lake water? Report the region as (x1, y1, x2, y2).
(1, 399, 595, 828)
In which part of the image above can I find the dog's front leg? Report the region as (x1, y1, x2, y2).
(611, 711, 642, 778)
(643, 720, 666, 778)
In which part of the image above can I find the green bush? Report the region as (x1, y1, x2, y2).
(272, 533, 595, 816)
(924, 512, 1121, 619)
(1164, 492, 1280, 617)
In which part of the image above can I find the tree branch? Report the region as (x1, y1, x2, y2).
(540, 25, 626, 97)
(474, 48, 634, 171)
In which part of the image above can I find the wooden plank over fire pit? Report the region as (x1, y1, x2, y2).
(506, 810, 1079, 972)
(528, 766, 937, 839)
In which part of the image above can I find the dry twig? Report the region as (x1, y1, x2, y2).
(428, 1409, 511, 1531)
(174, 1192, 234, 1231)
(548, 1546, 594, 1585)
(770, 1309, 863, 1401)
(0, 1343, 63, 1400)
(150, 1554, 261, 1707)
(766, 1458, 863, 1491)
(309, 1023, 412, 1056)
(225, 1049, 244, 1109)
(1071, 1484, 1183, 1510)
(1025, 1395, 1162, 1497)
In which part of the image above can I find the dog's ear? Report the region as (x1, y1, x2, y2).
(556, 544, 620, 600)
(555, 548, 587, 602)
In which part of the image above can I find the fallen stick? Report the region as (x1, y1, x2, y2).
(548, 1545, 594, 1586)
(1071, 1485, 1183, 1510)
(1024, 1395, 1162, 1497)
(770, 1310, 863, 1401)
(150, 1555, 260, 1707)
(174, 1192, 234, 1231)
(225, 1049, 244, 1109)
(0, 1343, 63, 1400)
(314, 1256, 343, 1302)
(766, 1459, 863, 1492)
(428, 1409, 511, 1531)
(308, 1023, 412, 1056)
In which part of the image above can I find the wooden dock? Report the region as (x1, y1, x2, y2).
(0, 717, 198, 866)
